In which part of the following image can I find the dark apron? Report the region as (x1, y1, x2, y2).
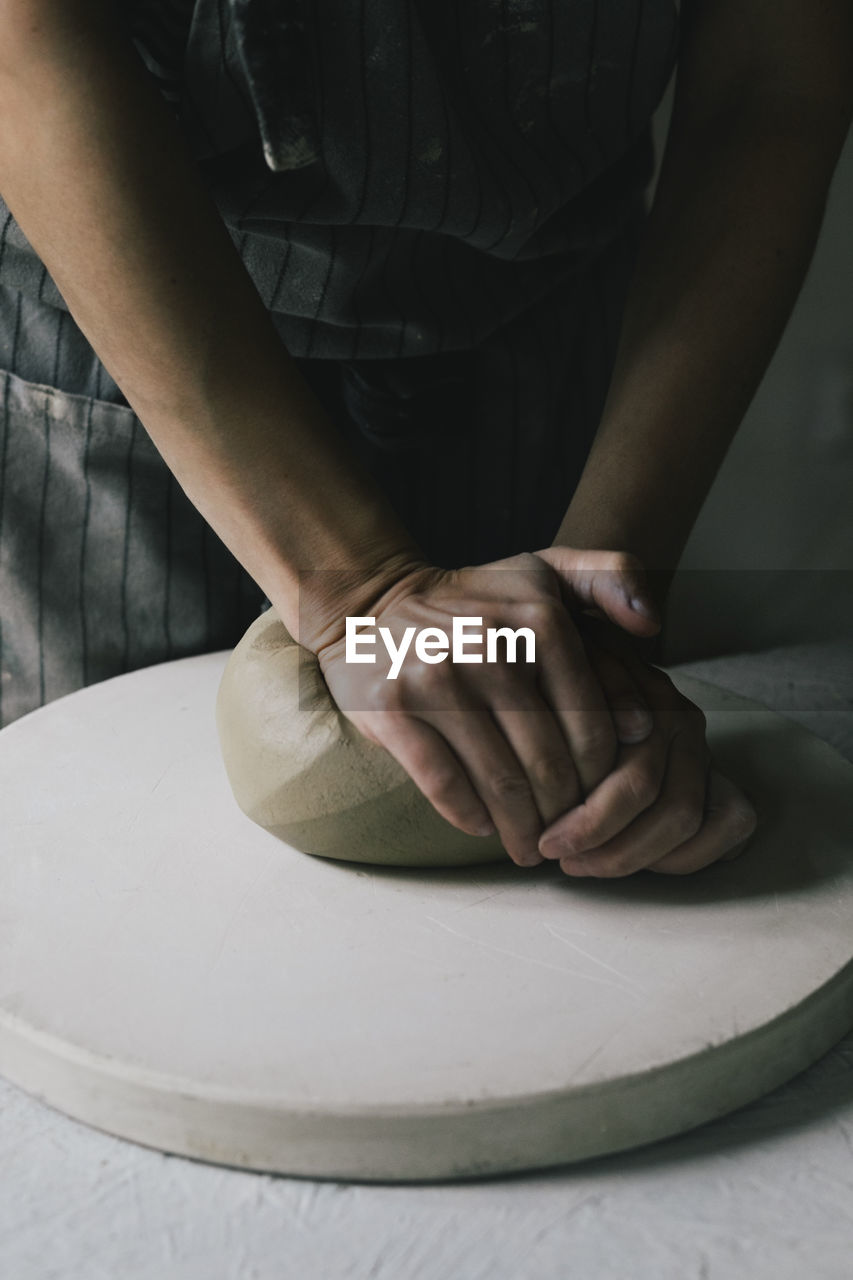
(0, 0, 678, 726)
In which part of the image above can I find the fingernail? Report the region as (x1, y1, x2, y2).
(613, 702, 653, 743)
(519, 852, 545, 867)
(540, 838, 579, 860)
(475, 820, 497, 837)
(629, 595, 658, 621)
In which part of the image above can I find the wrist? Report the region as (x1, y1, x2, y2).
(286, 550, 439, 655)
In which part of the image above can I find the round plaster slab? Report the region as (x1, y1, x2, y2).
(1, 653, 852, 1182)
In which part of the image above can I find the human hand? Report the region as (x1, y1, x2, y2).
(313, 549, 661, 868)
(538, 633, 759, 876)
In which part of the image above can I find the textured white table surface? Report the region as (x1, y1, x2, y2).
(2, 641, 852, 1280)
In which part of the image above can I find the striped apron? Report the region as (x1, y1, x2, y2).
(0, 0, 678, 727)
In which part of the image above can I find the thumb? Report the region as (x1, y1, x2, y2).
(533, 546, 661, 636)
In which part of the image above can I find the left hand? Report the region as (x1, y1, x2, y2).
(538, 629, 759, 876)
(315, 549, 661, 868)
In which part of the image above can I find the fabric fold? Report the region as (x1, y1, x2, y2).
(230, 0, 320, 172)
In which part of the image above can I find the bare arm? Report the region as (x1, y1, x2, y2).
(555, 0, 853, 607)
(0, 0, 424, 644)
(0, 0, 668, 867)
(0, 2, 763, 876)
(534, 0, 853, 874)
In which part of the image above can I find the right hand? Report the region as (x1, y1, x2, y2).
(312, 549, 662, 867)
(539, 644, 759, 876)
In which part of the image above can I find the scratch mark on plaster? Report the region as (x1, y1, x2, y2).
(567, 1023, 633, 1083)
(543, 923, 649, 996)
(449, 890, 511, 913)
(149, 764, 172, 796)
(424, 916, 642, 994)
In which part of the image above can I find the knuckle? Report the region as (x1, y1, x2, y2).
(489, 770, 534, 806)
(373, 678, 406, 712)
(399, 665, 461, 713)
(667, 802, 704, 845)
(531, 752, 575, 792)
(407, 660, 446, 694)
(573, 720, 618, 763)
(622, 765, 660, 811)
(516, 597, 563, 635)
(421, 763, 463, 804)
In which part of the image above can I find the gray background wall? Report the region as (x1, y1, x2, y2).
(648, 103, 853, 662)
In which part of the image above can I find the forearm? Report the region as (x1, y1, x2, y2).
(556, 8, 853, 608)
(0, 3, 422, 642)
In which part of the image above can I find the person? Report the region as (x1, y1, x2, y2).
(0, 0, 850, 877)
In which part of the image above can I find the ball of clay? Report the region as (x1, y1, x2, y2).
(216, 609, 508, 867)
